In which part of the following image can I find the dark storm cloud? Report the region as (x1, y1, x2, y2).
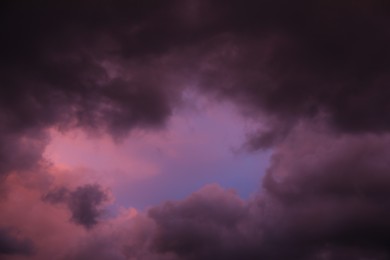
(0, 0, 183, 178)
(192, 0, 390, 146)
(256, 130, 390, 259)
(0, 0, 207, 134)
(43, 184, 109, 229)
(2, 1, 390, 259)
(2, 0, 390, 133)
(1, 0, 390, 178)
(0, 227, 34, 256)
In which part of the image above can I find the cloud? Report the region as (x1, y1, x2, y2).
(7, 129, 390, 260)
(63, 185, 257, 260)
(43, 184, 109, 229)
(99, 128, 390, 260)
(1, 0, 389, 147)
(1, 1, 390, 259)
(256, 130, 390, 259)
(1, 0, 187, 136)
(1, 0, 389, 181)
(0, 0, 184, 181)
(148, 184, 248, 259)
(0, 227, 34, 256)
(0, 129, 49, 179)
(174, 0, 390, 146)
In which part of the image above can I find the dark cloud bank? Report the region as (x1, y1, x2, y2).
(2, 0, 390, 259)
(0, 228, 34, 256)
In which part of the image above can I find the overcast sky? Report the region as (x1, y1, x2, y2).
(2, 1, 390, 259)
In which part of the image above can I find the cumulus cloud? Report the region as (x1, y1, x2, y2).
(111, 130, 390, 259)
(8, 131, 390, 260)
(144, 128, 390, 260)
(66, 128, 390, 260)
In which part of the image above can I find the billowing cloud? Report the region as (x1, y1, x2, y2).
(144, 130, 390, 259)
(5, 128, 390, 259)
(258, 127, 390, 259)
(148, 185, 248, 259)
(0, 0, 183, 180)
(1, 0, 390, 180)
(1, 0, 390, 259)
(61, 127, 390, 260)
(192, 0, 390, 146)
(1, 0, 389, 154)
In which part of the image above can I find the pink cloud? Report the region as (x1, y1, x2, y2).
(43, 93, 268, 209)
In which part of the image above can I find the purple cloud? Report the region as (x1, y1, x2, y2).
(1, 1, 390, 259)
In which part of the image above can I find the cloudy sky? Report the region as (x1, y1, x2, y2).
(2, 1, 390, 259)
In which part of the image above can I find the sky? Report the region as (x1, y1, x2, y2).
(44, 94, 270, 209)
(2, 0, 390, 259)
